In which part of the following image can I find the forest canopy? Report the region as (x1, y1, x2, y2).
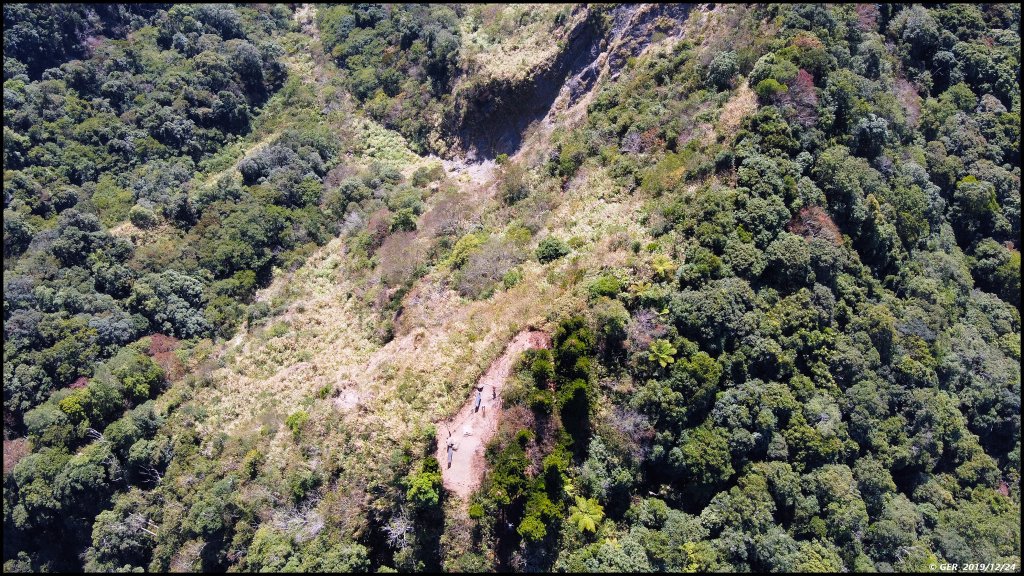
(3, 3, 1020, 573)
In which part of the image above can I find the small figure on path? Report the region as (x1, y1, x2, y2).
(446, 439, 456, 468)
(492, 385, 496, 400)
(475, 389, 482, 412)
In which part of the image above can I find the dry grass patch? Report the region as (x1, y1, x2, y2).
(718, 79, 757, 139)
(460, 4, 576, 84)
(158, 71, 660, 556)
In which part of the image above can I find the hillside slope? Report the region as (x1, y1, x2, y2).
(3, 4, 1020, 573)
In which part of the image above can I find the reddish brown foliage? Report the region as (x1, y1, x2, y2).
(625, 308, 671, 356)
(895, 78, 921, 128)
(70, 376, 89, 389)
(621, 126, 665, 155)
(150, 333, 185, 381)
(781, 69, 819, 127)
(855, 4, 880, 32)
(3, 438, 30, 476)
(366, 208, 393, 254)
(150, 333, 179, 354)
(375, 230, 426, 288)
(420, 189, 478, 237)
(791, 32, 824, 51)
(639, 126, 665, 153)
(323, 163, 357, 190)
(788, 205, 843, 245)
(608, 405, 656, 461)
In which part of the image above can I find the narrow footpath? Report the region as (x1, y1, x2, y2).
(436, 330, 551, 499)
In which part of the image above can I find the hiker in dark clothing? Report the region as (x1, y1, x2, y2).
(447, 440, 456, 468)
(475, 390, 482, 412)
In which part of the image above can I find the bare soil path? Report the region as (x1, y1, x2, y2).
(437, 329, 550, 499)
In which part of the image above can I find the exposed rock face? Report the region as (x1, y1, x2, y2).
(442, 6, 603, 160)
(443, 4, 694, 160)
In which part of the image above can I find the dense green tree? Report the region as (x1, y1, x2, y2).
(705, 51, 738, 91)
(536, 237, 571, 263)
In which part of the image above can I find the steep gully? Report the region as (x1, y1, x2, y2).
(442, 3, 694, 161)
(434, 5, 696, 498)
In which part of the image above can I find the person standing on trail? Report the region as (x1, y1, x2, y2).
(475, 389, 482, 412)
(446, 440, 456, 468)
(492, 385, 496, 400)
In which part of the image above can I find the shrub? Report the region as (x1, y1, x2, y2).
(406, 457, 443, 510)
(705, 51, 738, 90)
(593, 297, 630, 353)
(390, 208, 417, 232)
(285, 410, 309, 440)
(524, 349, 555, 388)
(128, 205, 158, 229)
(247, 302, 271, 326)
(557, 135, 588, 178)
(412, 163, 444, 186)
(503, 267, 523, 289)
(241, 449, 263, 479)
(500, 163, 530, 204)
(529, 389, 555, 414)
(755, 78, 788, 101)
(287, 469, 320, 504)
(114, 354, 165, 402)
(92, 176, 134, 227)
(267, 322, 290, 338)
(458, 237, 519, 298)
(554, 316, 596, 378)
(446, 232, 486, 269)
(518, 514, 548, 543)
(536, 237, 570, 263)
(589, 275, 622, 299)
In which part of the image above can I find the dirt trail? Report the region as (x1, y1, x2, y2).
(294, 4, 318, 39)
(437, 329, 551, 499)
(440, 156, 496, 187)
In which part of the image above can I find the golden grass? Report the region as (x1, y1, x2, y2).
(718, 79, 757, 139)
(169, 146, 654, 531)
(171, 201, 636, 563)
(460, 4, 578, 84)
(146, 3, 681, 548)
(191, 129, 283, 195)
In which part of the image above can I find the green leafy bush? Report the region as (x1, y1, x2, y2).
(536, 237, 570, 263)
(591, 275, 624, 299)
(285, 410, 309, 440)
